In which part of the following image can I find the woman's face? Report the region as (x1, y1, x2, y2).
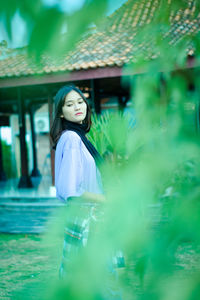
(62, 90, 87, 124)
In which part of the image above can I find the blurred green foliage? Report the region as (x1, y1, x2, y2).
(0, 0, 108, 58)
(1, 0, 200, 299)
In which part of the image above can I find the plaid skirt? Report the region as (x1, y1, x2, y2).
(59, 202, 125, 279)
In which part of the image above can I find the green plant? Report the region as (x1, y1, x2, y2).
(2, 140, 16, 179)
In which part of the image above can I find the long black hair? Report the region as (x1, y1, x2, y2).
(50, 85, 92, 148)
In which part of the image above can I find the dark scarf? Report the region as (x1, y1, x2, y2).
(62, 119, 103, 166)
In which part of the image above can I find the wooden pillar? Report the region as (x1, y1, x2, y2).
(48, 92, 55, 185)
(29, 104, 41, 177)
(91, 79, 101, 114)
(17, 88, 33, 188)
(0, 128, 6, 181)
(118, 95, 128, 112)
(90, 79, 95, 111)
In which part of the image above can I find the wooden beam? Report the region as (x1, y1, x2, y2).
(90, 79, 95, 110)
(0, 67, 122, 89)
(1, 62, 200, 90)
(29, 105, 41, 177)
(92, 80, 101, 115)
(17, 88, 33, 188)
(47, 92, 55, 186)
(0, 129, 6, 181)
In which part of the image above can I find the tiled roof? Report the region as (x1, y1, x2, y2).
(0, 0, 199, 78)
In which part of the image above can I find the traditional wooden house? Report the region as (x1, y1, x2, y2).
(0, 0, 199, 187)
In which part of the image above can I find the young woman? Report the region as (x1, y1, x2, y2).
(50, 85, 105, 278)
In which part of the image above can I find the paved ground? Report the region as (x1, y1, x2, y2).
(0, 177, 64, 234)
(0, 198, 64, 234)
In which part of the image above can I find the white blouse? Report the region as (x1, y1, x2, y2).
(55, 130, 103, 202)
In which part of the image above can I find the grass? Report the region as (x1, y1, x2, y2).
(0, 233, 63, 300)
(0, 233, 199, 299)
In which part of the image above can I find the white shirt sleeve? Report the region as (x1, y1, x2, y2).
(55, 133, 85, 201)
